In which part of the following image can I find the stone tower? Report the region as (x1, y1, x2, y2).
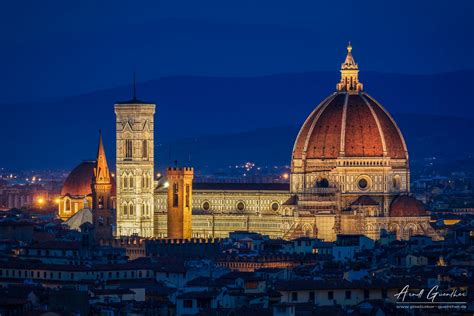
(115, 95, 155, 237)
(92, 131, 113, 210)
(166, 167, 194, 239)
(91, 131, 115, 241)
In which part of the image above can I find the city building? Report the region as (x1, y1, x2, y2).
(58, 134, 116, 221)
(0, 184, 49, 210)
(59, 44, 435, 241)
(115, 95, 156, 237)
(60, 134, 116, 241)
(154, 43, 435, 241)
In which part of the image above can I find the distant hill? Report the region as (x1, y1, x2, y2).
(156, 113, 474, 172)
(1, 70, 473, 170)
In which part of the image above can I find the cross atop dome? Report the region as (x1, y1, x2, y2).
(336, 42, 363, 93)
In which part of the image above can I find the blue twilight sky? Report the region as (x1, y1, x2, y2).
(1, 0, 474, 171)
(0, 0, 473, 103)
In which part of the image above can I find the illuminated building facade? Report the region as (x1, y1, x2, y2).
(91, 132, 115, 241)
(58, 161, 95, 220)
(154, 44, 434, 241)
(60, 44, 435, 241)
(166, 167, 194, 239)
(59, 133, 116, 239)
(58, 134, 116, 222)
(114, 97, 155, 237)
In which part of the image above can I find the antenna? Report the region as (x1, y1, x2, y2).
(133, 72, 136, 100)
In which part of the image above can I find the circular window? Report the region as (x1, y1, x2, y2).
(271, 202, 279, 212)
(316, 178, 329, 188)
(237, 202, 245, 211)
(202, 201, 210, 211)
(358, 178, 368, 190)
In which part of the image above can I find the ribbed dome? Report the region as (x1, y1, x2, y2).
(390, 195, 427, 217)
(292, 92, 407, 161)
(61, 161, 95, 196)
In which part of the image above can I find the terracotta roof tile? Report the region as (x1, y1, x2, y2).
(292, 92, 407, 161)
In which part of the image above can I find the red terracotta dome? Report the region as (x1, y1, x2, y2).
(351, 195, 379, 206)
(61, 161, 116, 196)
(292, 44, 407, 162)
(292, 92, 407, 160)
(61, 161, 95, 196)
(389, 195, 427, 217)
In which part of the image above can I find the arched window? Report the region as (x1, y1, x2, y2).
(185, 184, 190, 208)
(125, 139, 133, 158)
(173, 183, 179, 207)
(65, 199, 71, 211)
(129, 204, 134, 216)
(142, 140, 148, 158)
(123, 204, 128, 216)
(129, 175, 134, 188)
(393, 175, 401, 190)
(123, 176, 128, 188)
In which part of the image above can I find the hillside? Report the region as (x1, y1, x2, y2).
(1, 70, 473, 170)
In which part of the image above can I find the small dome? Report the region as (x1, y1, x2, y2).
(351, 195, 379, 206)
(390, 195, 427, 217)
(61, 161, 95, 196)
(61, 161, 116, 197)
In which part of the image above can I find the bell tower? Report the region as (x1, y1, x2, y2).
(91, 131, 115, 241)
(92, 131, 112, 210)
(115, 83, 155, 238)
(166, 167, 194, 239)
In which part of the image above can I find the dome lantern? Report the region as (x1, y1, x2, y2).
(336, 42, 363, 93)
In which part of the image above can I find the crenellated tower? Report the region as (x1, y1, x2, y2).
(167, 167, 194, 239)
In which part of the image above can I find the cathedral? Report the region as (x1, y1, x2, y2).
(59, 132, 116, 241)
(59, 44, 435, 241)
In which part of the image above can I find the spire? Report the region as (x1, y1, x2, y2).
(343, 42, 356, 68)
(336, 42, 363, 93)
(94, 130, 111, 184)
(92, 130, 113, 210)
(115, 72, 152, 104)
